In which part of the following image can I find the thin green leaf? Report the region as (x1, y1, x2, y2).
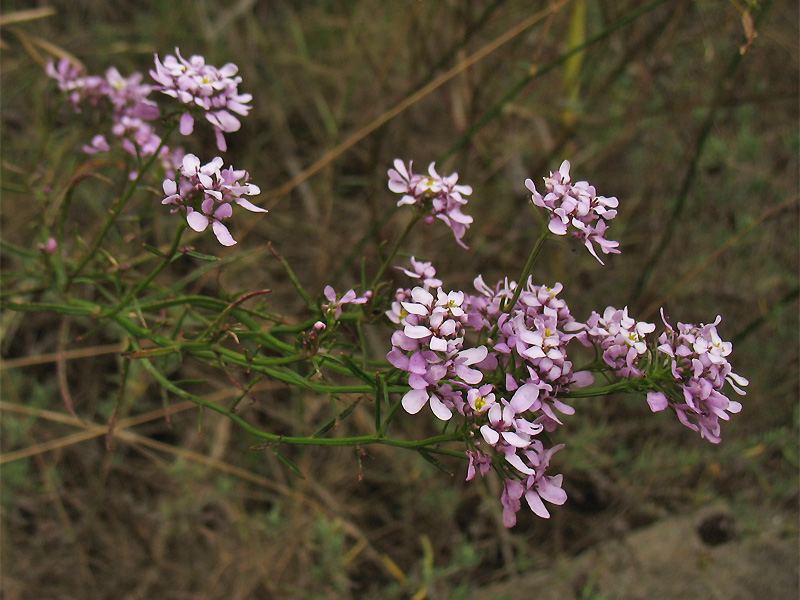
(268, 242, 315, 311)
(142, 243, 166, 259)
(183, 249, 221, 262)
(338, 354, 374, 386)
(312, 398, 361, 438)
(419, 450, 454, 476)
(272, 447, 306, 479)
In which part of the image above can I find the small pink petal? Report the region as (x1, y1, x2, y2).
(186, 211, 208, 232)
(179, 112, 194, 136)
(212, 221, 236, 246)
(402, 389, 429, 415)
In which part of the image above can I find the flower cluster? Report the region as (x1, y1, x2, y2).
(579, 306, 656, 377)
(525, 160, 620, 263)
(46, 59, 166, 165)
(162, 154, 265, 246)
(46, 59, 110, 108)
(468, 278, 593, 426)
(500, 441, 568, 523)
(646, 312, 748, 444)
(381, 160, 746, 526)
(464, 278, 595, 525)
(150, 48, 252, 152)
(386, 285, 492, 420)
(386, 262, 597, 525)
(388, 160, 474, 248)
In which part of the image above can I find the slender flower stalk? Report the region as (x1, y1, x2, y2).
(103, 222, 187, 320)
(502, 225, 551, 313)
(67, 122, 176, 286)
(369, 212, 423, 291)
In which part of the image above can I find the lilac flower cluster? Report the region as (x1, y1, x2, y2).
(525, 160, 620, 264)
(579, 306, 656, 377)
(388, 160, 474, 248)
(468, 278, 593, 427)
(383, 259, 746, 524)
(150, 48, 252, 152)
(646, 312, 748, 444)
(162, 154, 265, 246)
(385, 260, 597, 525)
(47, 48, 253, 185)
(464, 277, 595, 525)
(46, 59, 167, 167)
(379, 159, 748, 525)
(386, 285, 493, 420)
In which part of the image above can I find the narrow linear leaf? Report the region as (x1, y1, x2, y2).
(312, 398, 361, 438)
(268, 242, 315, 310)
(419, 449, 454, 476)
(338, 354, 375, 386)
(183, 249, 220, 262)
(272, 447, 306, 479)
(142, 243, 166, 258)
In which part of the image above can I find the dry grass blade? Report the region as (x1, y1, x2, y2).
(0, 378, 288, 464)
(1, 343, 126, 369)
(0, 7, 56, 27)
(1, 397, 395, 576)
(56, 317, 77, 419)
(5, 27, 83, 69)
(0, 399, 197, 464)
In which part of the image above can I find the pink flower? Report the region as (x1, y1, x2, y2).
(579, 306, 655, 377)
(395, 256, 442, 290)
(47, 59, 169, 165)
(388, 160, 474, 248)
(162, 153, 264, 246)
(82, 134, 111, 154)
(501, 442, 567, 525)
(150, 48, 252, 151)
(103, 66, 160, 121)
(46, 59, 107, 108)
(322, 286, 371, 319)
(525, 160, 620, 264)
(465, 449, 492, 481)
(387, 286, 490, 421)
(38, 238, 58, 254)
(648, 310, 747, 443)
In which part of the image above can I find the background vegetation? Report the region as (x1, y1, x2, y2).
(1, 1, 797, 598)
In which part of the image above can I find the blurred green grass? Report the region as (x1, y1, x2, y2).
(1, 1, 797, 598)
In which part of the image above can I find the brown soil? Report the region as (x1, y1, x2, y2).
(468, 504, 798, 600)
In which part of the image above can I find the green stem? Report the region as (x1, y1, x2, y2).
(502, 226, 551, 312)
(67, 123, 176, 287)
(380, 397, 404, 437)
(134, 346, 462, 452)
(368, 212, 422, 291)
(104, 222, 186, 319)
(561, 380, 643, 398)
